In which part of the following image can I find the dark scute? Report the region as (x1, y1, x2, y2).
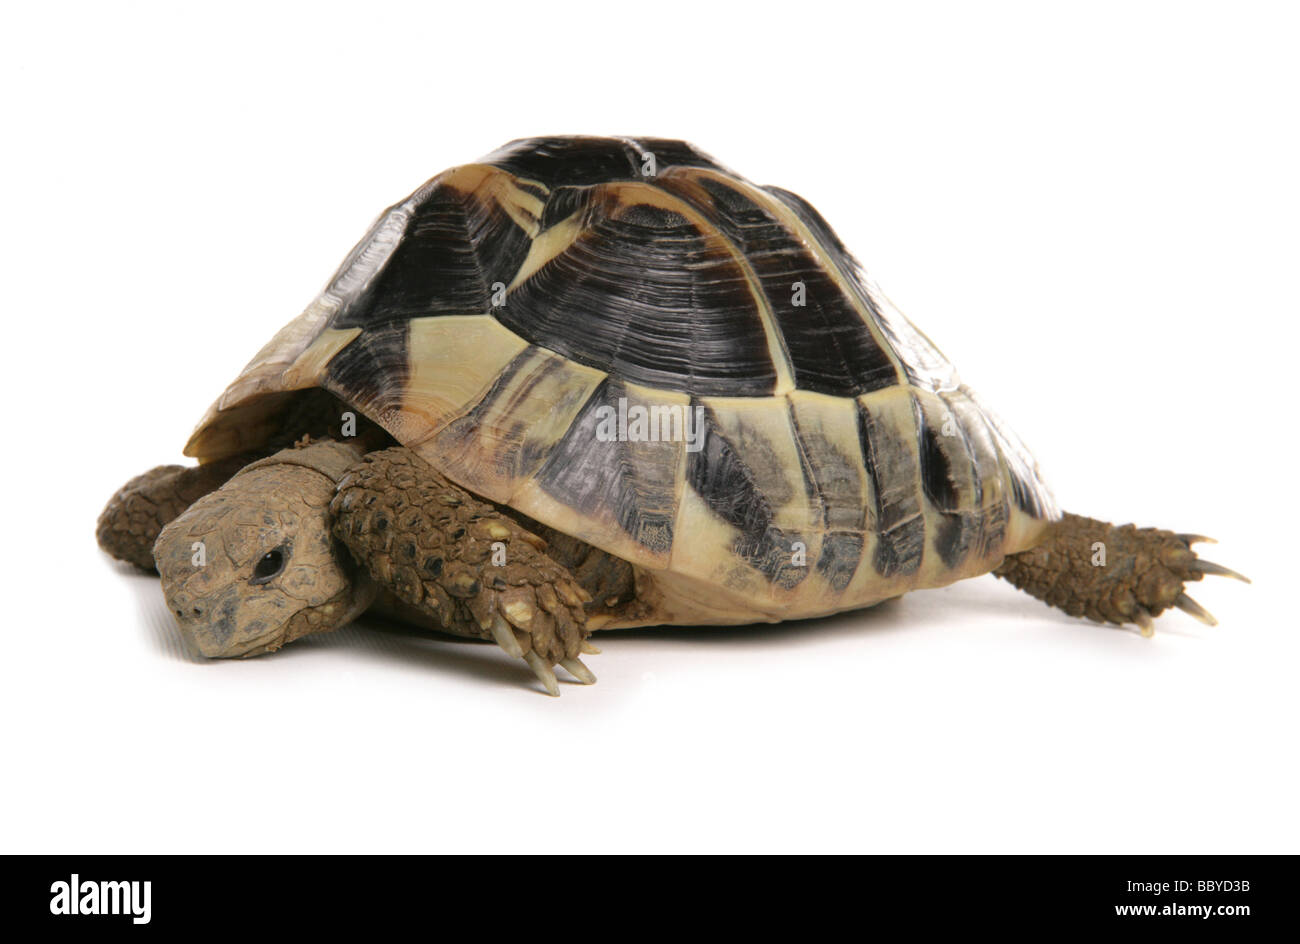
(936, 390, 1009, 559)
(932, 511, 982, 569)
(915, 400, 960, 511)
(788, 406, 866, 586)
(873, 517, 926, 577)
(335, 184, 531, 329)
(632, 138, 723, 172)
(764, 186, 853, 257)
(687, 404, 773, 539)
(497, 200, 778, 396)
(789, 417, 866, 534)
(857, 401, 924, 578)
(682, 176, 899, 397)
(817, 531, 865, 592)
(913, 396, 985, 568)
(481, 136, 722, 187)
(481, 138, 637, 186)
(540, 186, 590, 230)
(687, 402, 807, 588)
(534, 378, 675, 555)
(768, 184, 948, 390)
(1010, 469, 1049, 518)
(325, 321, 410, 411)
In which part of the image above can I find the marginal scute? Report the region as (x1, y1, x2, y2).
(913, 392, 981, 569)
(961, 386, 1058, 524)
(531, 376, 682, 559)
(938, 388, 1012, 558)
(685, 399, 809, 590)
(857, 389, 926, 578)
(429, 346, 606, 505)
(788, 390, 871, 591)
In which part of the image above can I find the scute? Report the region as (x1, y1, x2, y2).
(686, 398, 811, 590)
(336, 168, 534, 327)
(185, 136, 1058, 626)
(481, 136, 724, 186)
(493, 183, 781, 396)
(534, 376, 682, 557)
(661, 172, 900, 396)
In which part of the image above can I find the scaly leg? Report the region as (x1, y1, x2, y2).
(330, 447, 596, 695)
(97, 456, 250, 571)
(994, 511, 1248, 634)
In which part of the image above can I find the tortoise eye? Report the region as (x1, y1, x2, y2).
(250, 544, 289, 585)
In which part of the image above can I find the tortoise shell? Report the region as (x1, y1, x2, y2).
(185, 136, 1057, 627)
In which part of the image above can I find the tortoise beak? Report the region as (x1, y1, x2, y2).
(162, 584, 248, 658)
(154, 522, 270, 659)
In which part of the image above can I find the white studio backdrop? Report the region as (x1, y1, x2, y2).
(0, 1, 1295, 853)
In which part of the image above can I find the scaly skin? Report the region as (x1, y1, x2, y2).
(154, 441, 372, 658)
(994, 512, 1246, 633)
(330, 447, 595, 693)
(96, 456, 249, 571)
(95, 389, 389, 573)
(502, 512, 640, 623)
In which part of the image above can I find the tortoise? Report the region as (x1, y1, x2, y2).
(96, 135, 1247, 695)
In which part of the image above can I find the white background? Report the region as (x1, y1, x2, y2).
(1, 1, 1295, 853)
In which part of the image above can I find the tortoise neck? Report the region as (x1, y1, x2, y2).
(235, 439, 367, 485)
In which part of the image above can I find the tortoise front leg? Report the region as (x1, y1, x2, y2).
(96, 456, 249, 571)
(994, 511, 1249, 633)
(330, 447, 596, 695)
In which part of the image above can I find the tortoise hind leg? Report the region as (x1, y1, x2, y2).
(97, 456, 249, 571)
(993, 511, 1249, 634)
(329, 446, 595, 696)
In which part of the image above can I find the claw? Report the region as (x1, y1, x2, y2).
(1174, 592, 1218, 627)
(1176, 533, 1217, 546)
(1190, 560, 1251, 584)
(524, 651, 560, 697)
(555, 581, 586, 608)
(581, 640, 601, 655)
(536, 583, 563, 615)
(1134, 606, 1155, 638)
(519, 531, 548, 552)
(489, 614, 524, 659)
(560, 657, 597, 684)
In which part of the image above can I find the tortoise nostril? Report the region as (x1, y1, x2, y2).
(192, 606, 203, 617)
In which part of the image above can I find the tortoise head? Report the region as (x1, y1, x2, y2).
(153, 443, 370, 657)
